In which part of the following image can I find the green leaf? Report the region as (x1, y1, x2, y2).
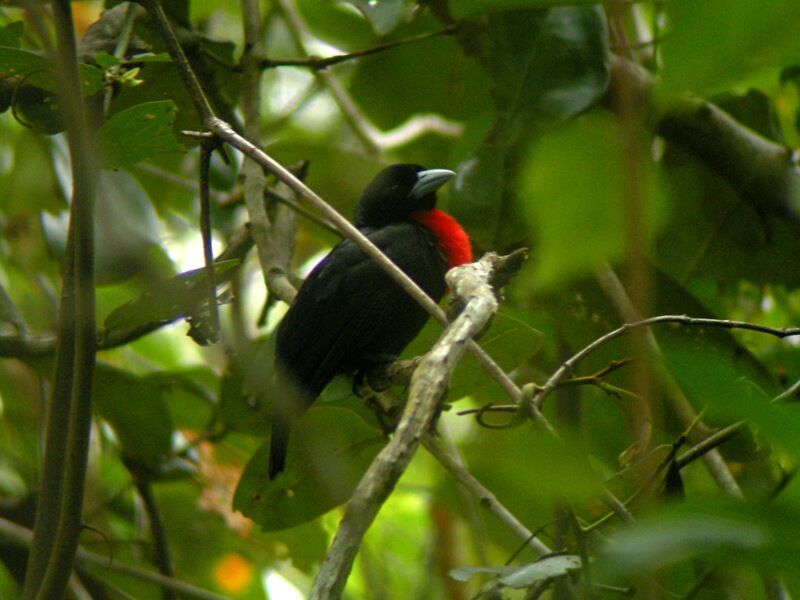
(0, 22, 24, 48)
(599, 501, 800, 575)
(450, 555, 582, 586)
(94, 364, 174, 469)
(484, 6, 609, 134)
(521, 112, 666, 289)
(233, 406, 385, 531)
(655, 145, 800, 288)
(94, 51, 121, 69)
(449, 6, 609, 248)
(346, 0, 416, 36)
(450, 0, 597, 20)
(0, 46, 103, 96)
(41, 170, 172, 284)
(660, 0, 800, 92)
(102, 259, 239, 335)
(98, 101, 183, 169)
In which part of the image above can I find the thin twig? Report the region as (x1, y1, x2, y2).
(593, 266, 744, 499)
(676, 422, 744, 469)
(533, 314, 800, 410)
(134, 479, 176, 600)
(258, 26, 457, 70)
(199, 142, 220, 340)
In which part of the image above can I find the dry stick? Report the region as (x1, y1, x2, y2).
(311, 253, 506, 599)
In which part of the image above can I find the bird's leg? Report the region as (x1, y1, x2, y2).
(353, 370, 403, 436)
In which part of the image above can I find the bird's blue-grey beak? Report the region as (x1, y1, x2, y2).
(410, 168, 456, 199)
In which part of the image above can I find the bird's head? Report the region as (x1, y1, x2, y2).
(355, 164, 455, 227)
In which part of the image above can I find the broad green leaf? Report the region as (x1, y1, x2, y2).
(98, 101, 183, 169)
(664, 343, 800, 455)
(0, 46, 102, 96)
(449, 6, 609, 248)
(102, 259, 239, 335)
(94, 51, 121, 69)
(483, 6, 609, 133)
(599, 501, 800, 575)
(233, 406, 385, 531)
(94, 363, 174, 469)
(219, 339, 275, 433)
(456, 425, 603, 534)
(144, 367, 218, 431)
(521, 112, 666, 289)
(450, 143, 525, 249)
(660, 0, 800, 92)
(0, 22, 23, 48)
(41, 170, 172, 284)
(655, 145, 800, 288)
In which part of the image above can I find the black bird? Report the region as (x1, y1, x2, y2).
(269, 164, 471, 478)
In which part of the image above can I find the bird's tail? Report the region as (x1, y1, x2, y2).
(268, 417, 290, 479)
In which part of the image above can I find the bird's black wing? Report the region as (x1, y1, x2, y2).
(269, 222, 445, 478)
(275, 222, 446, 403)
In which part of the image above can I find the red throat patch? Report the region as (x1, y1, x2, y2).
(411, 209, 472, 268)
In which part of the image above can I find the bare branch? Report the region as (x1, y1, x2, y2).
(608, 53, 800, 219)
